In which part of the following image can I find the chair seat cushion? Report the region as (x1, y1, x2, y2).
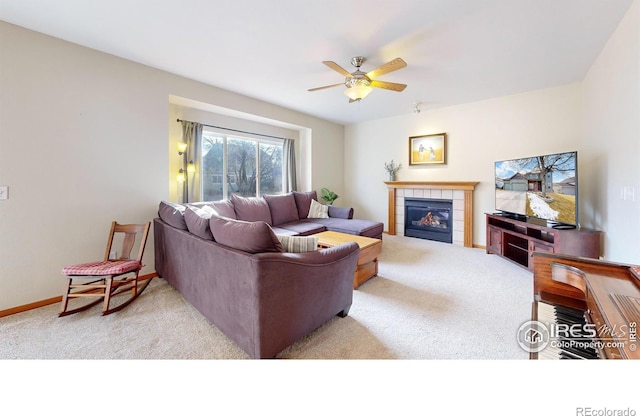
(62, 260, 141, 276)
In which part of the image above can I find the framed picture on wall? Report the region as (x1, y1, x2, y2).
(409, 133, 446, 165)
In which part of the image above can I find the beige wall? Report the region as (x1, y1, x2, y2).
(0, 22, 344, 310)
(345, 84, 583, 248)
(344, 1, 639, 263)
(582, 0, 639, 263)
(1, 1, 637, 311)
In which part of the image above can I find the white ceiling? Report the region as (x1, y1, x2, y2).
(0, 0, 634, 125)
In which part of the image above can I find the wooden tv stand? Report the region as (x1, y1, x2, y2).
(485, 213, 601, 271)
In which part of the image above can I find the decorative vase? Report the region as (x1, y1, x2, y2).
(388, 172, 395, 181)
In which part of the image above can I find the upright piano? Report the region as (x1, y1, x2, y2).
(531, 252, 640, 359)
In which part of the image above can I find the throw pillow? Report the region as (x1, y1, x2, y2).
(292, 191, 317, 219)
(210, 199, 237, 219)
(231, 194, 272, 224)
(276, 235, 318, 253)
(184, 205, 217, 240)
(209, 215, 284, 254)
(158, 201, 188, 230)
(263, 193, 299, 226)
(307, 199, 329, 219)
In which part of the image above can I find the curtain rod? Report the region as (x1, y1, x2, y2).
(176, 118, 286, 140)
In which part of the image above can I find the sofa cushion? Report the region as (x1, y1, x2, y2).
(188, 200, 237, 219)
(307, 199, 329, 219)
(292, 191, 317, 219)
(158, 201, 188, 230)
(210, 199, 237, 219)
(303, 218, 384, 239)
(184, 205, 217, 240)
(209, 215, 284, 253)
(263, 193, 299, 226)
(271, 227, 298, 236)
(231, 194, 272, 225)
(276, 220, 326, 236)
(276, 235, 319, 253)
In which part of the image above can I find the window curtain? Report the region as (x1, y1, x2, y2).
(180, 121, 203, 203)
(283, 138, 297, 192)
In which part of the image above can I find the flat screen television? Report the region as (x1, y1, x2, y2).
(494, 151, 578, 228)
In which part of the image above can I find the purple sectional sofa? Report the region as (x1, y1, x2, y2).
(234, 191, 384, 239)
(153, 191, 383, 358)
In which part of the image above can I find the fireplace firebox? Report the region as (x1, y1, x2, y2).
(404, 198, 453, 243)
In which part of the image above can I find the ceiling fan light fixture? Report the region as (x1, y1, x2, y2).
(309, 56, 407, 102)
(344, 85, 373, 101)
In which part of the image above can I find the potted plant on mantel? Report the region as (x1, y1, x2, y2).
(384, 160, 402, 181)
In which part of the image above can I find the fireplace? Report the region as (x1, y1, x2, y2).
(385, 181, 478, 247)
(404, 198, 453, 243)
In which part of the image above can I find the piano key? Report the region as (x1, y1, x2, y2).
(534, 301, 599, 359)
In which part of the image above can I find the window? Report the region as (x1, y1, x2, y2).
(201, 131, 284, 200)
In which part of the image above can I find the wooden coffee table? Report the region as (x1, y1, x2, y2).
(316, 231, 383, 289)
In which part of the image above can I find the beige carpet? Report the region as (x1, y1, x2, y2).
(0, 234, 532, 359)
(3, 235, 635, 414)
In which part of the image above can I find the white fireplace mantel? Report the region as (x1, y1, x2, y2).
(384, 181, 479, 247)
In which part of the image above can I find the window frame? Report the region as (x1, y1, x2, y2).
(201, 129, 285, 200)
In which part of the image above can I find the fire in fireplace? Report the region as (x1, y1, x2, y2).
(404, 197, 453, 243)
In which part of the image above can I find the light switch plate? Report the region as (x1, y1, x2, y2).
(0, 186, 8, 200)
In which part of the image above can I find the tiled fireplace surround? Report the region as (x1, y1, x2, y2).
(384, 181, 479, 247)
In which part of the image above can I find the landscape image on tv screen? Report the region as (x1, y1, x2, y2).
(494, 151, 577, 225)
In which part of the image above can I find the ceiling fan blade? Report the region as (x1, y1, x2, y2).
(308, 83, 344, 92)
(323, 61, 353, 78)
(370, 80, 407, 92)
(365, 57, 407, 79)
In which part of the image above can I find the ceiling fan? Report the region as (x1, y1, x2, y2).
(308, 56, 407, 103)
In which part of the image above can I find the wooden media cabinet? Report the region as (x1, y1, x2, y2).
(485, 213, 601, 271)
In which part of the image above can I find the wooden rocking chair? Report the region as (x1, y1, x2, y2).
(59, 221, 151, 317)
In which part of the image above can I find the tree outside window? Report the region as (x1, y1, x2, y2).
(201, 132, 283, 200)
